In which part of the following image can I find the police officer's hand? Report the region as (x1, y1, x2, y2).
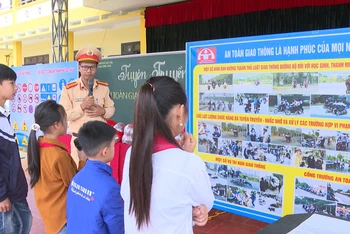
(81, 96, 95, 110)
(86, 105, 106, 117)
(0, 198, 11, 212)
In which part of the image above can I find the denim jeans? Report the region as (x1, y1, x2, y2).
(58, 224, 67, 234)
(0, 200, 32, 234)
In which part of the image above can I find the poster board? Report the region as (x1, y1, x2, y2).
(186, 28, 350, 223)
(95, 51, 186, 123)
(11, 62, 78, 150)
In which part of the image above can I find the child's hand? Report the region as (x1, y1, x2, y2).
(77, 149, 88, 162)
(182, 133, 196, 153)
(192, 205, 208, 226)
(0, 198, 11, 212)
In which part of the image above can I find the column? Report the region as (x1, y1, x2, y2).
(12, 0, 20, 24)
(12, 41, 22, 66)
(68, 31, 74, 61)
(140, 9, 146, 54)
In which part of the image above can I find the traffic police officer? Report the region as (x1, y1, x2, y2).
(60, 46, 115, 165)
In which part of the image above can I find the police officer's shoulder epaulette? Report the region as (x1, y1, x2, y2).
(65, 81, 78, 89)
(96, 80, 109, 86)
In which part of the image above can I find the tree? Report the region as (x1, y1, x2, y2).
(199, 74, 203, 84)
(337, 153, 344, 161)
(222, 122, 227, 131)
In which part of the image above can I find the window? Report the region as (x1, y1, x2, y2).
(24, 54, 49, 65)
(20, 0, 35, 5)
(0, 0, 12, 11)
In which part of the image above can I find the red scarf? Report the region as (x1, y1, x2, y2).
(153, 134, 179, 153)
(38, 142, 68, 152)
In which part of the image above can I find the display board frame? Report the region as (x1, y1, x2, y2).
(186, 27, 350, 223)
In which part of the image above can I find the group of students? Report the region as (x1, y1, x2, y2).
(0, 63, 214, 234)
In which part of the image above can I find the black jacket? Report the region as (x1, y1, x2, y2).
(0, 112, 28, 202)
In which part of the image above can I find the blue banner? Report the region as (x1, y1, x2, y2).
(188, 27, 350, 66)
(11, 62, 78, 149)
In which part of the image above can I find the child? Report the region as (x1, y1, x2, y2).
(121, 76, 213, 233)
(0, 64, 32, 234)
(66, 121, 124, 234)
(27, 100, 87, 234)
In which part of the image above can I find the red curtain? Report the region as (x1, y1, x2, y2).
(146, 0, 350, 27)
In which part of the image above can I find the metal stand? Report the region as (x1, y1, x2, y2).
(51, 0, 68, 63)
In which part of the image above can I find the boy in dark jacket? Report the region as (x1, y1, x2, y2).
(67, 121, 124, 234)
(0, 64, 32, 234)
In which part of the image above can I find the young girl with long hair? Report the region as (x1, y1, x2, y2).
(121, 76, 214, 233)
(27, 100, 86, 234)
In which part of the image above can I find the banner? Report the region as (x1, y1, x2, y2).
(11, 62, 78, 150)
(96, 51, 185, 123)
(186, 28, 350, 223)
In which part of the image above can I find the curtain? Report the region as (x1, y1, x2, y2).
(145, 0, 350, 27)
(146, 4, 350, 52)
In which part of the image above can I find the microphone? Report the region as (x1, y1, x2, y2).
(88, 79, 94, 96)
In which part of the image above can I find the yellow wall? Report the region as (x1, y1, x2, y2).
(22, 39, 51, 61)
(20, 26, 140, 64)
(75, 26, 140, 56)
(0, 51, 13, 66)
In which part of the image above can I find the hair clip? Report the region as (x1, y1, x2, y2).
(31, 123, 40, 132)
(148, 83, 155, 92)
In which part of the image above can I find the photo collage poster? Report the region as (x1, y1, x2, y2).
(187, 28, 350, 222)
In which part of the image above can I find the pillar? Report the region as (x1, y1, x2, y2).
(52, 0, 68, 62)
(13, 41, 22, 66)
(140, 9, 146, 54)
(68, 31, 74, 61)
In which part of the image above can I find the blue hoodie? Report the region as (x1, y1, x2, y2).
(67, 160, 124, 234)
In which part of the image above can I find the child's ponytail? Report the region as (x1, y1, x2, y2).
(27, 124, 41, 188)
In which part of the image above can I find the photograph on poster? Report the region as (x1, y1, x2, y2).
(234, 93, 269, 114)
(221, 123, 247, 141)
(272, 72, 318, 94)
(232, 73, 273, 93)
(268, 144, 292, 165)
(198, 93, 234, 112)
(327, 182, 350, 205)
(198, 74, 233, 93)
(325, 150, 350, 174)
(335, 131, 350, 152)
(310, 94, 350, 119)
(291, 147, 325, 170)
(241, 142, 269, 162)
(294, 179, 350, 220)
(299, 129, 336, 151)
(295, 178, 327, 200)
(270, 126, 302, 145)
(294, 196, 336, 216)
(226, 166, 284, 215)
(268, 94, 311, 117)
(318, 71, 350, 95)
(217, 138, 242, 158)
(197, 121, 222, 154)
(206, 163, 228, 202)
(336, 203, 350, 220)
(246, 124, 271, 143)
